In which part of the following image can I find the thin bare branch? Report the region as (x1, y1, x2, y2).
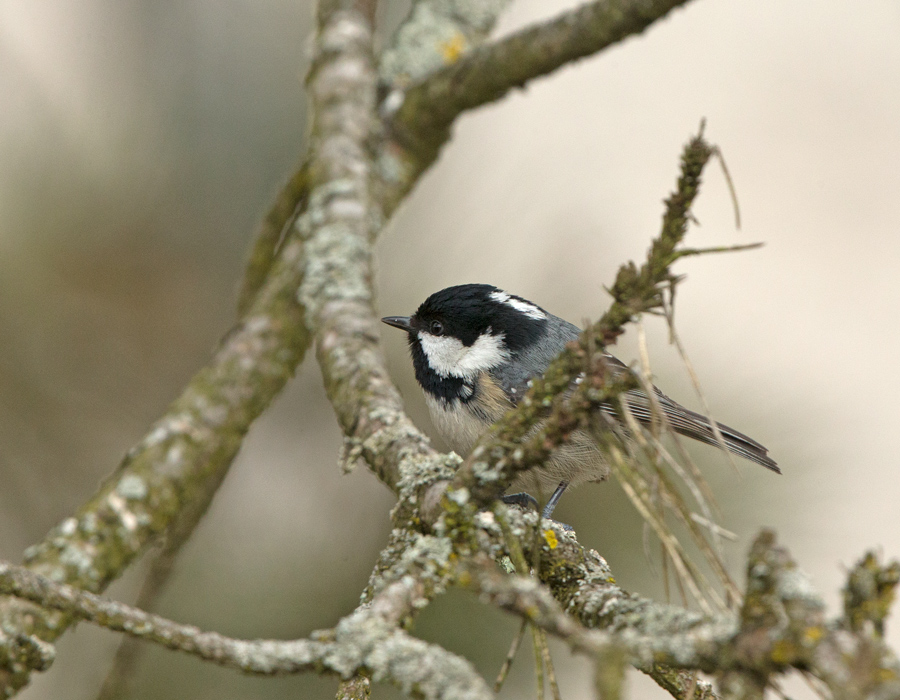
(237, 161, 309, 315)
(96, 467, 229, 700)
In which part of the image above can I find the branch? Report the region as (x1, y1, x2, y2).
(0, 230, 313, 692)
(468, 512, 900, 699)
(0, 562, 491, 700)
(95, 465, 230, 700)
(462, 549, 719, 700)
(237, 160, 309, 315)
(0, 0, 372, 693)
(391, 0, 696, 159)
(379, 0, 513, 87)
(297, 0, 453, 496)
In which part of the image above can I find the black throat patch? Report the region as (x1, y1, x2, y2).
(409, 337, 474, 404)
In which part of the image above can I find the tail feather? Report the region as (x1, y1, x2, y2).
(676, 406, 780, 473)
(616, 389, 780, 473)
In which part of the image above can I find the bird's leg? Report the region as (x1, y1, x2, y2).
(541, 481, 569, 519)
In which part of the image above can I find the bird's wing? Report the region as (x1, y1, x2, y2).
(491, 316, 778, 472)
(602, 385, 780, 472)
(491, 314, 582, 405)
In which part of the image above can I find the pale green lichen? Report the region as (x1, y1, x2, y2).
(116, 475, 148, 501)
(57, 545, 98, 583)
(379, 0, 511, 85)
(57, 519, 78, 538)
(469, 459, 502, 484)
(445, 488, 469, 507)
(397, 452, 458, 494)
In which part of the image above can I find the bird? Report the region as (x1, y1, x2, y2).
(382, 284, 779, 518)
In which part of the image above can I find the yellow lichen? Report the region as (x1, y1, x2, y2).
(439, 32, 466, 64)
(770, 639, 796, 665)
(543, 530, 558, 550)
(803, 625, 824, 644)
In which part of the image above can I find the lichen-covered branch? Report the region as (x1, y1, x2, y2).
(237, 160, 310, 315)
(95, 465, 231, 700)
(379, 0, 513, 88)
(464, 514, 900, 699)
(0, 561, 491, 700)
(390, 0, 696, 161)
(7, 0, 893, 697)
(294, 0, 449, 498)
(0, 230, 313, 693)
(527, 521, 900, 698)
(5, 515, 897, 700)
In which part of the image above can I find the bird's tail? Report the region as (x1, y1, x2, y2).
(673, 406, 780, 473)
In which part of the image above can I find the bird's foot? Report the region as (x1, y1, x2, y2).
(501, 492, 539, 511)
(501, 492, 574, 531)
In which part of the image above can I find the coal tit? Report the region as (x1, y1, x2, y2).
(382, 284, 779, 517)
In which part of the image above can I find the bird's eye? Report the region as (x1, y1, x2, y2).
(429, 320, 444, 336)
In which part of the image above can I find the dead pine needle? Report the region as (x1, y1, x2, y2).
(662, 298, 741, 478)
(538, 628, 562, 700)
(531, 623, 546, 700)
(710, 145, 741, 230)
(493, 618, 528, 694)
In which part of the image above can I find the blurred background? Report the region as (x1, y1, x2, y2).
(1, 0, 898, 698)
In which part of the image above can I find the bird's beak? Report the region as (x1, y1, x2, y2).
(381, 316, 414, 332)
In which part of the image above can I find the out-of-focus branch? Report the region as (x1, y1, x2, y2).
(0, 229, 313, 692)
(95, 467, 229, 700)
(390, 0, 695, 161)
(237, 162, 309, 315)
(0, 0, 376, 695)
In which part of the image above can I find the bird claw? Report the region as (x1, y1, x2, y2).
(501, 492, 574, 532)
(501, 492, 539, 511)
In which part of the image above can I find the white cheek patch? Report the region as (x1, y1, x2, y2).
(489, 290, 547, 320)
(418, 331, 510, 378)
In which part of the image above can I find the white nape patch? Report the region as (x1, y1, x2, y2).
(418, 330, 509, 379)
(489, 290, 546, 320)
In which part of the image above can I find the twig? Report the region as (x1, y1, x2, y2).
(539, 628, 563, 700)
(531, 624, 546, 700)
(237, 161, 309, 315)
